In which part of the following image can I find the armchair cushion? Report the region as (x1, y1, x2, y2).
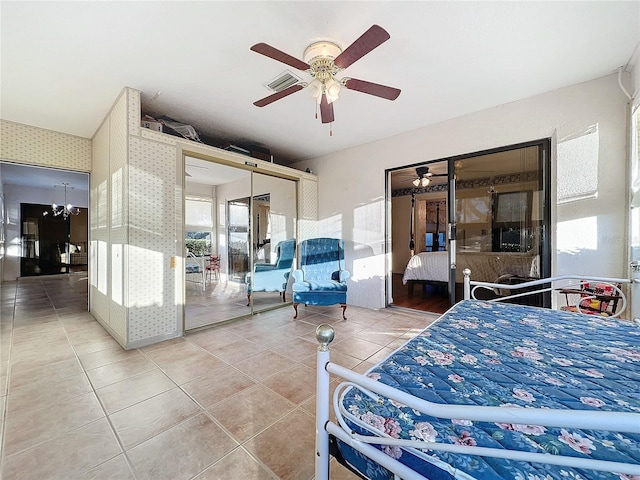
(292, 238, 349, 318)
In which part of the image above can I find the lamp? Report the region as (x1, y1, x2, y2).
(308, 78, 341, 105)
(43, 183, 80, 219)
(413, 176, 430, 187)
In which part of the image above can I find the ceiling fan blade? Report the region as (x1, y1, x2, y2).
(344, 78, 401, 100)
(250, 43, 310, 71)
(334, 25, 390, 69)
(253, 84, 304, 107)
(320, 94, 334, 124)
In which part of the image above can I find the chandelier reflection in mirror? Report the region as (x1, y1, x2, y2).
(43, 182, 80, 219)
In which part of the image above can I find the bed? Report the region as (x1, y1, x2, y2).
(315, 275, 638, 479)
(402, 251, 540, 296)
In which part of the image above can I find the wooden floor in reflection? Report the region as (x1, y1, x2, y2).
(390, 273, 450, 315)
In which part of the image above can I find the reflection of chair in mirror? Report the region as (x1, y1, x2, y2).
(205, 254, 220, 283)
(292, 238, 350, 320)
(246, 239, 296, 306)
(185, 251, 205, 291)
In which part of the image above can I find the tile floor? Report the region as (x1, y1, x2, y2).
(0, 273, 439, 480)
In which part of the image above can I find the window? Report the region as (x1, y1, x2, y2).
(557, 126, 599, 203)
(185, 196, 213, 256)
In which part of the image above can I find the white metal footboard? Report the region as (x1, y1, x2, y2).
(462, 269, 630, 318)
(314, 324, 640, 480)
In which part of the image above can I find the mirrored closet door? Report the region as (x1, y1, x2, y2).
(247, 172, 297, 314)
(184, 156, 298, 330)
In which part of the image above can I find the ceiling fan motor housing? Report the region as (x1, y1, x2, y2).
(303, 41, 343, 81)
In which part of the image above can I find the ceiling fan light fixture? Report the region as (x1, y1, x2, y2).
(324, 78, 341, 103)
(412, 178, 421, 187)
(309, 79, 323, 102)
(421, 177, 430, 187)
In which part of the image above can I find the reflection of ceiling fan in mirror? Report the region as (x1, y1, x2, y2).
(250, 25, 401, 127)
(399, 166, 447, 187)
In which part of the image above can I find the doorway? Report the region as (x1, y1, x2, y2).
(388, 139, 551, 313)
(20, 203, 88, 276)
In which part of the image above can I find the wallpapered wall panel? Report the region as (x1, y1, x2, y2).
(108, 93, 129, 341)
(1, 120, 91, 171)
(90, 118, 111, 327)
(127, 88, 141, 137)
(127, 136, 178, 342)
(299, 178, 318, 241)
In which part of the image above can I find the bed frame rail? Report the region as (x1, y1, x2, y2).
(314, 324, 640, 480)
(462, 269, 630, 318)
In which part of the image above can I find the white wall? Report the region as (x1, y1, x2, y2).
(293, 73, 630, 310)
(3, 182, 88, 281)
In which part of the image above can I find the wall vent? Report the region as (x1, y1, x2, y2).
(265, 70, 303, 92)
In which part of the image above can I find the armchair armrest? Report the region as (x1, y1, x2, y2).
(254, 263, 277, 273)
(332, 270, 351, 282)
(339, 270, 350, 282)
(292, 269, 304, 283)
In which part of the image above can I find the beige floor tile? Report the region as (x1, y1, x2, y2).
(352, 360, 375, 375)
(127, 413, 237, 480)
(140, 336, 186, 352)
(208, 384, 295, 443)
(187, 328, 243, 351)
(86, 355, 156, 389)
(194, 447, 275, 480)
(155, 351, 229, 385)
(4, 391, 104, 456)
(209, 338, 268, 364)
(262, 364, 316, 404)
(8, 357, 83, 391)
(96, 368, 176, 414)
(365, 346, 396, 365)
(234, 350, 296, 381)
(181, 363, 256, 408)
(245, 409, 315, 480)
(329, 458, 366, 479)
(78, 345, 141, 370)
(109, 387, 199, 449)
(9, 349, 77, 374)
(0, 418, 122, 480)
(74, 453, 135, 479)
(73, 335, 123, 356)
(331, 336, 384, 361)
(67, 326, 112, 345)
(353, 326, 405, 346)
(6, 371, 92, 415)
(299, 348, 362, 370)
(269, 337, 319, 361)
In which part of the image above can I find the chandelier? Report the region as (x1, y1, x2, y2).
(43, 182, 80, 219)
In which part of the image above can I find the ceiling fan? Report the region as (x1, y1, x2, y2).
(250, 25, 401, 126)
(399, 166, 447, 187)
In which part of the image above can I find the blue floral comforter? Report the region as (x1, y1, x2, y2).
(337, 300, 640, 480)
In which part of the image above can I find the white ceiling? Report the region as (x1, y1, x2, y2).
(0, 162, 89, 191)
(1, 2, 638, 166)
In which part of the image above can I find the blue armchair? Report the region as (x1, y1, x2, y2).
(292, 238, 350, 319)
(246, 238, 296, 306)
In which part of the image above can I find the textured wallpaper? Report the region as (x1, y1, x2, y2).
(0, 120, 91, 171)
